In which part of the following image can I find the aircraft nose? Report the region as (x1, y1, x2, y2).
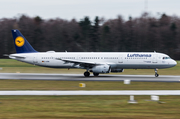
(171, 60, 177, 67)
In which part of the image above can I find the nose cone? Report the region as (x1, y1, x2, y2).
(170, 60, 177, 67)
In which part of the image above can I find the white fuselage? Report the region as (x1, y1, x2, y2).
(9, 52, 177, 70)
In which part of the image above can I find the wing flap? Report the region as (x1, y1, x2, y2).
(56, 58, 104, 68)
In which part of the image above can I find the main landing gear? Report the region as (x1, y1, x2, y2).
(84, 70, 99, 77)
(155, 68, 159, 77)
(84, 71, 90, 77)
(93, 72, 99, 76)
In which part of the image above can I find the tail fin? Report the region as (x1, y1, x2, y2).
(11, 29, 37, 53)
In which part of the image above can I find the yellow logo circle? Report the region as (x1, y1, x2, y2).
(15, 36, 25, 47)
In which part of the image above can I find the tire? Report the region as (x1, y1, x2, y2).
(93, 73, 99, 76)
(84, 72, 90, 77)
(155, 73, 159, 77)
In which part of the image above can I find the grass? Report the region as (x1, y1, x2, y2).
(0, 80, 180, 90)
(0, 59, 35, 67)
(0, 59, 179, 75)
(0, 95, 180, 119)
(0, 80, 179, 118)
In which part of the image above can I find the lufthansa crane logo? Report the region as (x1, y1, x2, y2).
(15, 36, 25, 47)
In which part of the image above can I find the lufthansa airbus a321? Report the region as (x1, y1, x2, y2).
(9, 30, 177, 77)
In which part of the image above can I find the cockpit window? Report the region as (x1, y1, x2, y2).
(163, 57, 171, 59)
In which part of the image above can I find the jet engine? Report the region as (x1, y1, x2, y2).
(111, 68, 124, 73)
(91, 64, 111, 73)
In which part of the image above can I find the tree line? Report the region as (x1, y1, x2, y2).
(0, 13, 180, 59)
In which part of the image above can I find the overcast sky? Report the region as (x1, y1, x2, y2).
(0, 0, 179, 21)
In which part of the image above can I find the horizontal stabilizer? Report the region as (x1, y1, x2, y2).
(9, 55, 26, 59)
(3, 54, 9, 57)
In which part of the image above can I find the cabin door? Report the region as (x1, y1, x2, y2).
(33, 55, 38, 65)
(118, 55, 123, 63)
(77, 55, 81, 61)
(152, 54, 157, 63)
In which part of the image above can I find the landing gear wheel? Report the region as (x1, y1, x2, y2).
(155, 73, 159, 77)
(84, 72, 90, 77)
(93, 73, 99, 76)
(154, 68, 159, 77)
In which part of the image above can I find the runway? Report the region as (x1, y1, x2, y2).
(0, 90, 180, 95)
(0, 73, 180, 96)
(0, 73, 180, 82)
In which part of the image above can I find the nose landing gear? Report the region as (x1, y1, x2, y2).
(155, 68, 159, 77)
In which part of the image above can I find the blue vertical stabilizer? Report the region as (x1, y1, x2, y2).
(11, 29, 37, 53)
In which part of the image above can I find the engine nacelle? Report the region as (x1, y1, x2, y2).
(111, 68, 124, 73)
(91, 64, 110, 73)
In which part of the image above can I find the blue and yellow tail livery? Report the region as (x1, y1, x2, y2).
(11, 29, 37, 53)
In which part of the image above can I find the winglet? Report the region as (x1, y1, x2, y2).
(11, 29, 37, 53)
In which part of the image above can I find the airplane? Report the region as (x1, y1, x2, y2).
(9, 29, 177, 77)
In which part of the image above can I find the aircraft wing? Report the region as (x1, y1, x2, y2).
(56, 58, 105, 68)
